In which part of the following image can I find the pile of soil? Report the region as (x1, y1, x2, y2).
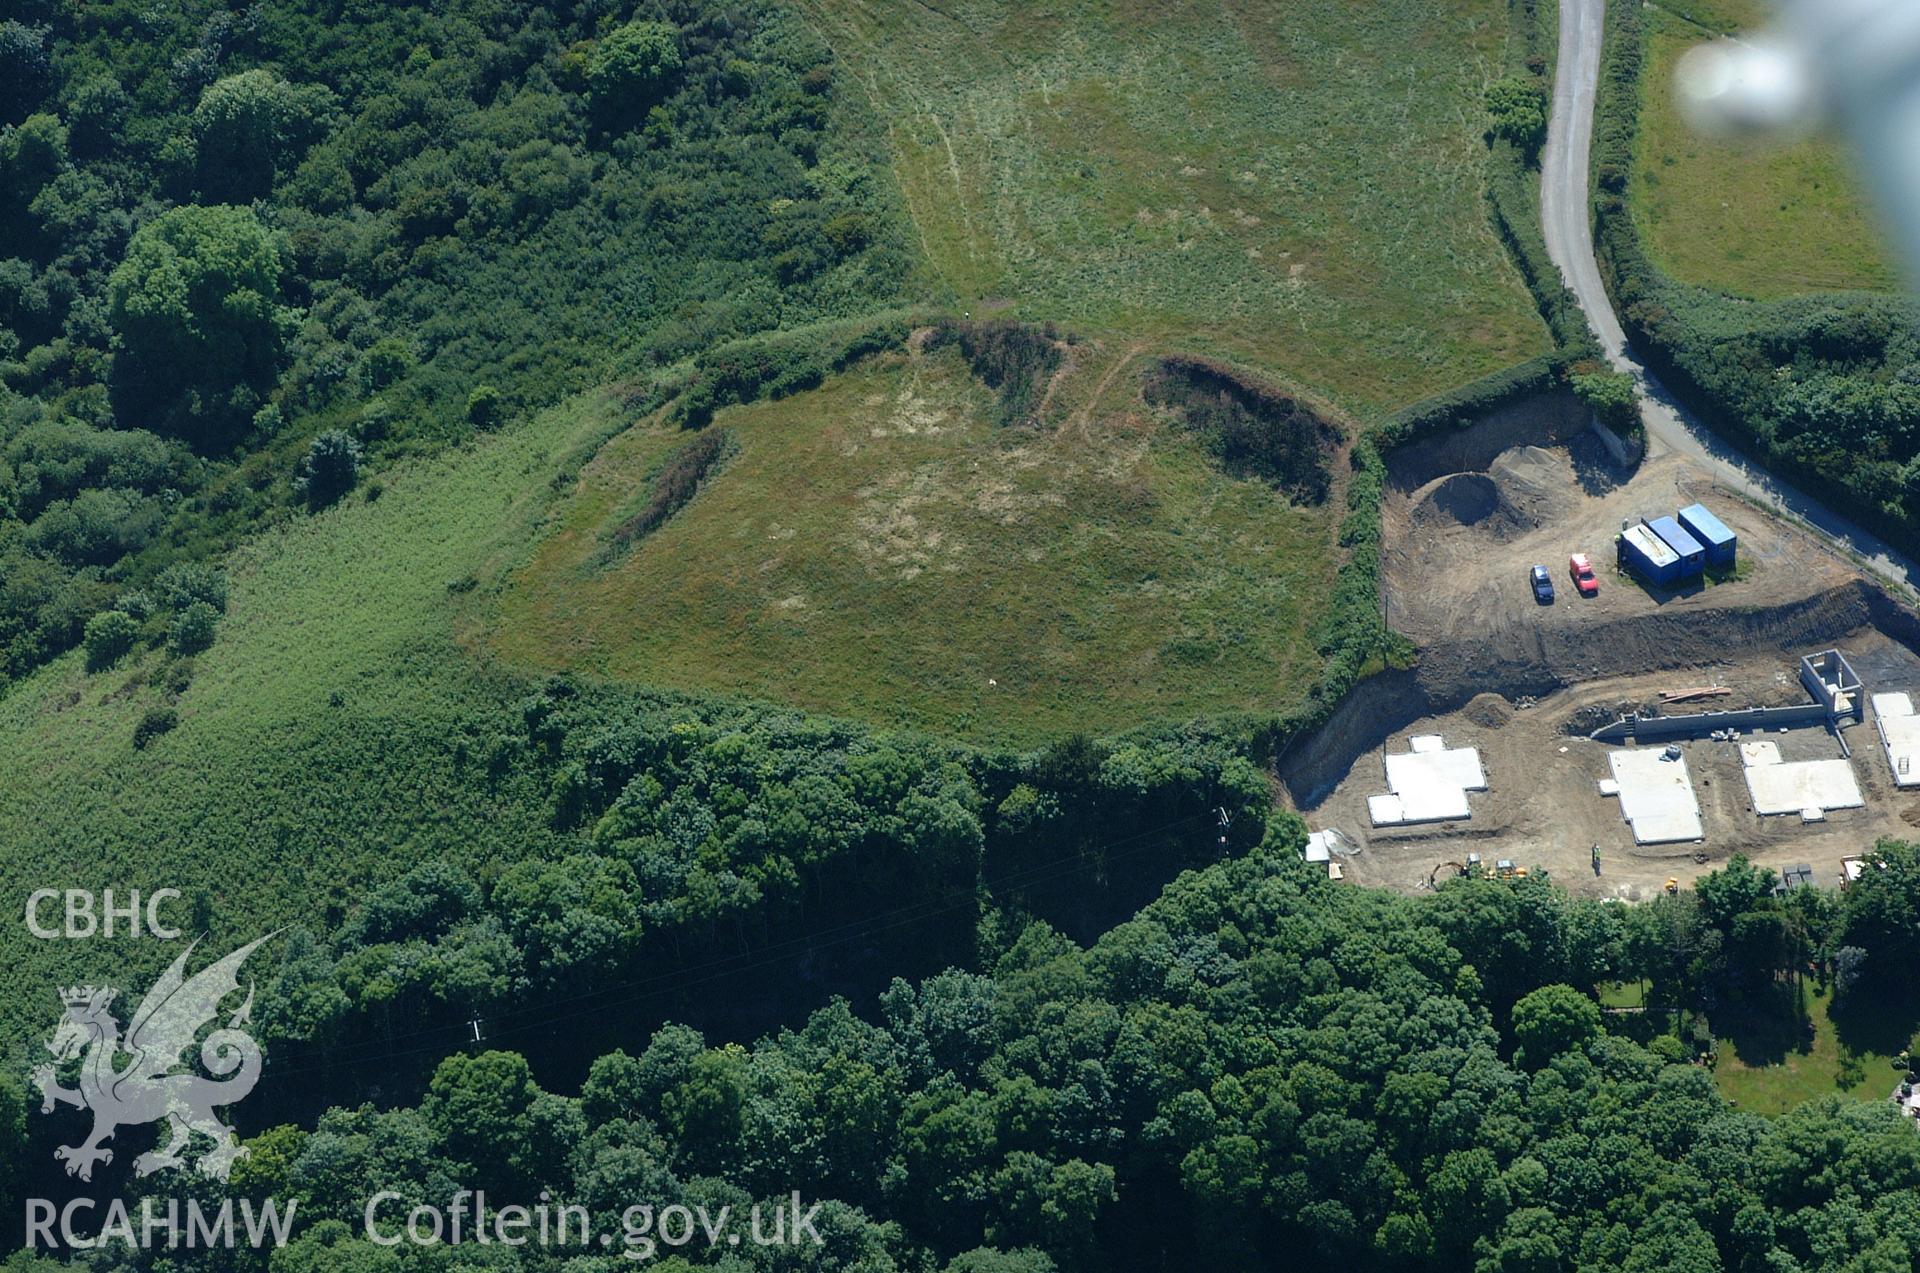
(1410, 472, 1502, 532)
(1405, 447, 1577, 543)
(1487, 446, 1577, 531)
(1464, 694, 1514, 729)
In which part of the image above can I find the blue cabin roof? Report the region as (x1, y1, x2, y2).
(1621, 523, 1677, 567)
(1648, 516, 1704, 559)
(1677, 502, 1735, 547)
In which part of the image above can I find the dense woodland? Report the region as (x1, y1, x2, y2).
(231, 684, 1273, 1085)
(13, 826, 1920, 1270)
(0, 0, 915, 682)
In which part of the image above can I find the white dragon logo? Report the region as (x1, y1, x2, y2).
(32, 934, 277, 1182)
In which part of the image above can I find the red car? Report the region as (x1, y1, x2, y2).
(1568, 552, 1599, 596)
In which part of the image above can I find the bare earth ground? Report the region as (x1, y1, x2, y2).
(1282, 392, 1920, 898)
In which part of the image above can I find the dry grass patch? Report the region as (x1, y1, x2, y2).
(489, 347, 1344, 741)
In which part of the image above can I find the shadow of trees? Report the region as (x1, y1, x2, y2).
(1831, 982, 1920, 1063)
(1568, 430, 1632, 498)
(1708, 981, 1814, 1068)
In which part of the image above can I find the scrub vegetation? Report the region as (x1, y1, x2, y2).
(0, 0, 917, 686)
(18, 1, 1920, 1269)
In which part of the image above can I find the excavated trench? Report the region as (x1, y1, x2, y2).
(1279, 579, 1907, 807)
(1383, 389, 1593, 490)
(1281, 386, 1920, 809)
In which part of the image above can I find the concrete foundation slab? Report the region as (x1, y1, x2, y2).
(1368, 739, 1485, 826)
(1873, 692, 1920, 787)
(1368, 795, 1406, 825)
(1606, 748, 1705, 844)
(1741, 750, 1863, 817)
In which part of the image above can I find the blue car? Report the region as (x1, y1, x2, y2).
(1529, 564, 1555, 604)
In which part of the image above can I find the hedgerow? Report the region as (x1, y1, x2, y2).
(1592, 0, 1920, 555)
(1488, 144, 1602, 359)
(1483, 0, 1602, 362)
(1372, 355, 1566, 451)
(665, 310, 919, 427)
(924, 318, 1065, 429)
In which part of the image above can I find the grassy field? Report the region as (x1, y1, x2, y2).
(1713, 985, 1914, 1116)
(488, 344, 1343, 742)
(797, 0, 1548, 417)
(1630, 1, 1897, 299)
(1601, 977, 1913, 1116)
(0, 0, 1556, 1050)
(0, 396, 612, 1057)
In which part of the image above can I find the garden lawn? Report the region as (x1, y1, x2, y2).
(1714, 985, 1915, 1116)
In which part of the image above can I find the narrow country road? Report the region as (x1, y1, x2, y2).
(1540, 0, 1920, 596)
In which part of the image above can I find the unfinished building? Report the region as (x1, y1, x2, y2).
(1590, 649, 1865, 746)
(1367, 735, 1487, 826)
(1601, 747, 1704, 844)
(1872, 692, 1920, 787)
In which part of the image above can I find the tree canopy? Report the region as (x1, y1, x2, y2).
(192, 69, 334, 201)
(145, 833, 1920, 1273)
(1486, 76, 1548, 156)
(106, 202, 292, 446)
(588, 20, 684, 118)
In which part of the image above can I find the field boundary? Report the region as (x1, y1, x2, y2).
(1486, 0, 1603, 360)
(1242, 0, 1601, 764)
(1588, 0, 1920, 563)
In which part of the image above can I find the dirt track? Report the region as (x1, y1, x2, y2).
(1381, 392, 1854, 657)
(1280, 393, 1920, 897)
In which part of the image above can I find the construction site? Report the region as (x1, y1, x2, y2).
(1280, 390, 1920, 899)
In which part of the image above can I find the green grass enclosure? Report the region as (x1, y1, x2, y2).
(1628, 0, 1896, 299)
(491, 349, 1342, 742)
(799, 0, 1549, 417)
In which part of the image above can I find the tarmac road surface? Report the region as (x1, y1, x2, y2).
(1539, 0, 1920, 596)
